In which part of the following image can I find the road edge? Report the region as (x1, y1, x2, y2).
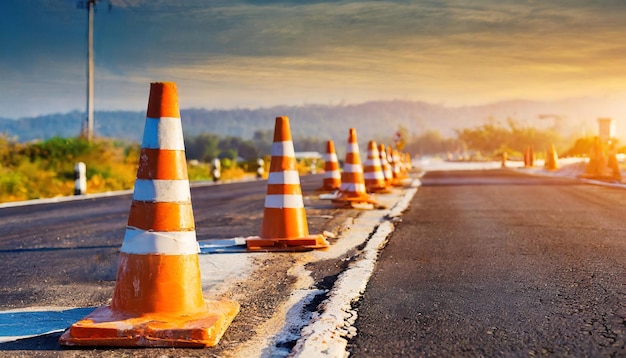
(290, 186, 419, 357)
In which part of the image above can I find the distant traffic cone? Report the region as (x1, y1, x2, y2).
(246, 116, 329, 250)
(523, 147, 528, 167)
(363, 140, 388, 192)
(320, 140, 341, 191)
(405, 153, 413, 171)
(59, 82, 239, 348)
(608, 141, 622, 181)
(386, 146, 394, 167)
(582, 137, 610, 179)
(391, 149, 408, 185)
(333, 128, 376, 205)
(379, 143, 393, 185)
(545, 144, 559, 170)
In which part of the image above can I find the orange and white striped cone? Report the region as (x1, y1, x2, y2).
(387, 146, 396, 178)
(59, 82, 239, 348)
(405, 153, 413, 171)
(391, 149, 408, 186)
(246, 116, 329, 250)
(320, 140, 341, 191)
(379, 144, 393, 186)
(333, 128, 376, 205)
(363, 140, 388, 192)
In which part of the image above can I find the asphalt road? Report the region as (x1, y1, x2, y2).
(0, 175, 336, 308)
(0, 173, 356, 357)
(350, 169, 626, 356)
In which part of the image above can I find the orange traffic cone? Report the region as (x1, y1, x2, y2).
(246, 116, 329, 250)
(391, 149, 408, 185)
(405, 153, 412, 171)
(333, 128, 376, 205)
(59, 82, 239, 348)
(321, 140, 341, 191)
(545, 144, 559, 170)
(608, 142, 622, 181)
(379, 143, 393, 186)
(363, 140, 388, 192)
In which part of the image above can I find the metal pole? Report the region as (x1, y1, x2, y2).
(85, 0, 95, 142)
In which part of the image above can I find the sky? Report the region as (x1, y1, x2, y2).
(2, 0, 626, 119)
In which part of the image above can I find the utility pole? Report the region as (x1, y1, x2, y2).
(85, 0, 95, 142)
(78, 0, 109, 141)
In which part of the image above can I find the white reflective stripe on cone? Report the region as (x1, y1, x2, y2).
(268, 170, 301, 185)
(264, 194, 305, 209)
(271, 141, 296, 157)
(121, 228, 199, 255)
(340, 183, 366, 192)
(346, 143, 359, 154)
(141, 117, 185, 150)
(343, 163, 363, 173)
(323, 153, 338, 162)
(132, 179, 191, 202)
(364, 172, 385, 180)
(324, 171, 341, 179)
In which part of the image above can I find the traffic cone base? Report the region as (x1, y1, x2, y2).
(246, 233, 329, 250)
(390, 177, 413, 187)
(367, 185, 391, 193)
(332, 190, 378, 205)
(58, 299, 239, 348)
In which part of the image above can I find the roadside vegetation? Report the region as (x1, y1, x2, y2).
(0, 131, 326, 202)
(406, 118, 620, 161)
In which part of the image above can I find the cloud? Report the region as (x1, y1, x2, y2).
(4, 0, 626, 117)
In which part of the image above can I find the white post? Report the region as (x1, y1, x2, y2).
(256, 158, 264, 179)
(212, 158, 221, 182)
(74, 162, 87, 195)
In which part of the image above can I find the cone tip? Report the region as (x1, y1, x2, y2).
(348, 128, 357, 142)
(273, 116, 292, 142)
(147, 81, 180, 118)
(326, 140, 335, 153)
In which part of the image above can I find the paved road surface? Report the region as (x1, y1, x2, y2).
(0, 175, 336, 309)
(351, 169, 626, 356)
(0, 174, 357, 357)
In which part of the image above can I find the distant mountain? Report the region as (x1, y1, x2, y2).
(1, 97, 623, 145)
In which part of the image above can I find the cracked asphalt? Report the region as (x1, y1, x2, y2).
(350, 169, 626, 356)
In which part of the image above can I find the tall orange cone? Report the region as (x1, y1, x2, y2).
(333, 128, 376, 205)
(246, 116, 329, 250)
(321, 140, 341, 191)
(59, 82, 239, 348)
(379, 143, 393, 186)
(363, 140, 387, 192)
